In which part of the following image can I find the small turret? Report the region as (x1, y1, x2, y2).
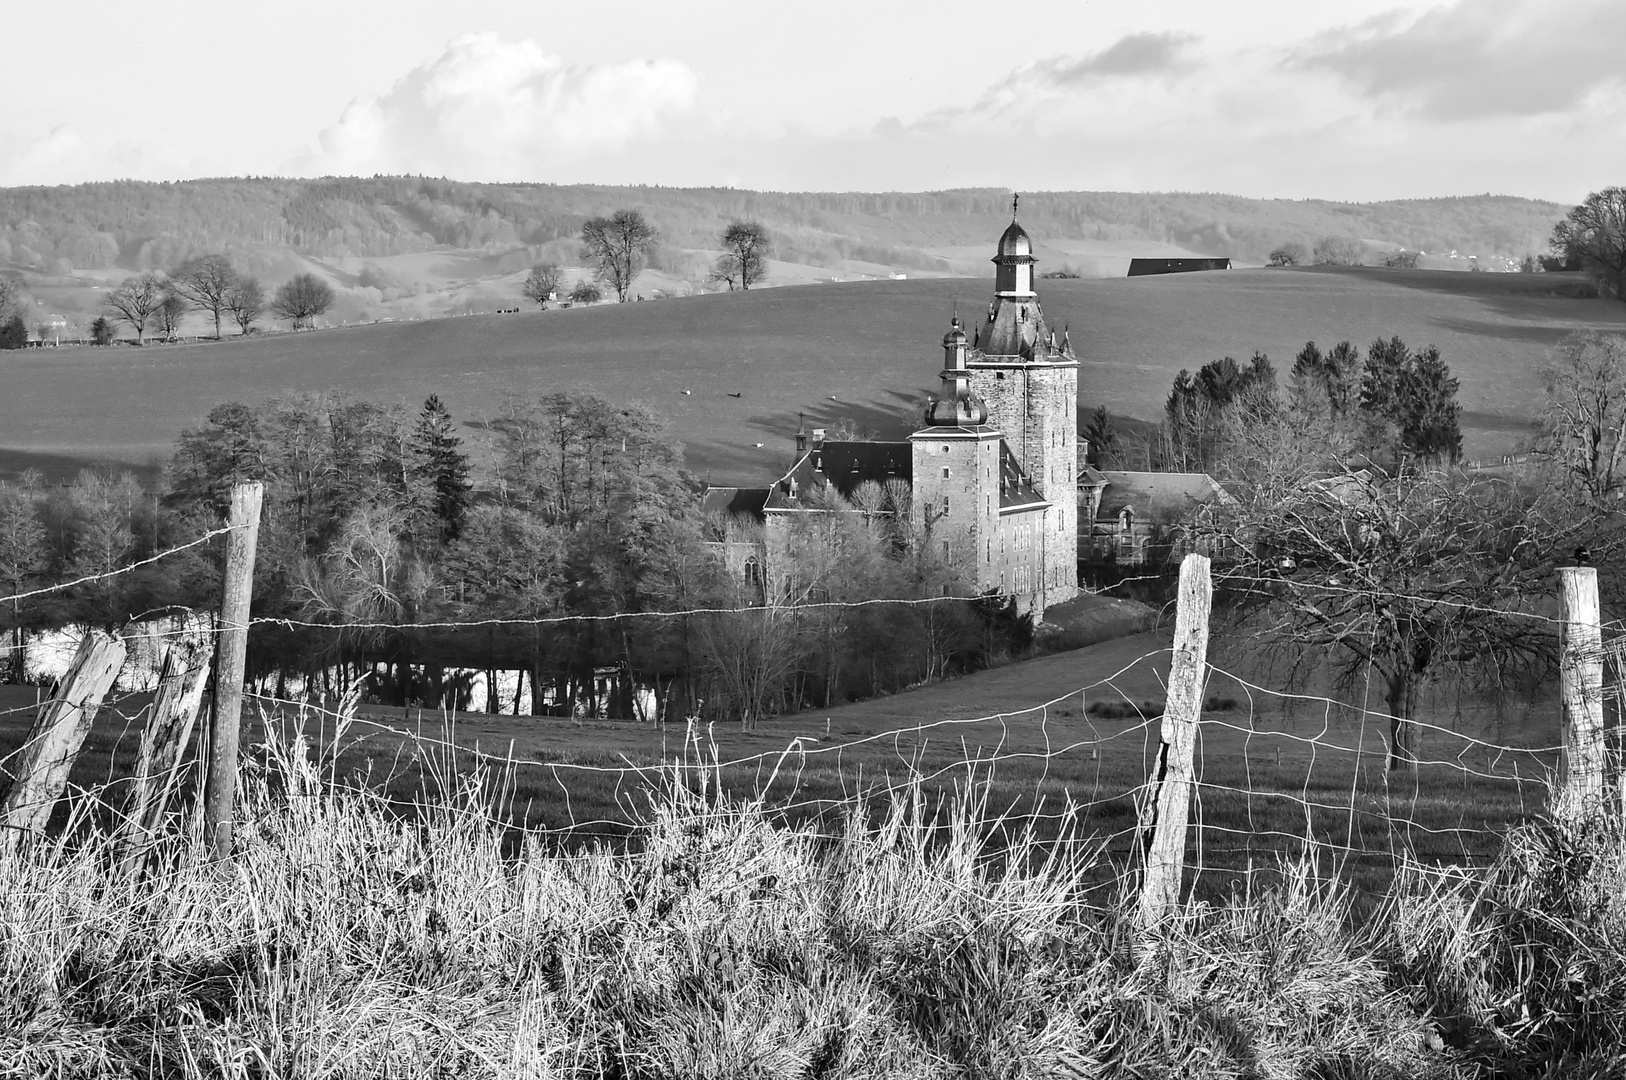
(924, 314, 989, 427)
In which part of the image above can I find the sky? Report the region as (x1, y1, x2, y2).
(2, 0, 1622, 202)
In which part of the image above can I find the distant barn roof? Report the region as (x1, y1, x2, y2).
(1126, 257, 1231, 277)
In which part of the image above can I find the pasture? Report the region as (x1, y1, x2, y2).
(3, 266, 1623, 486)
(0, 625, 1556, 905)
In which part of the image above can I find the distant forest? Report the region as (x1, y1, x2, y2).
(0, 178, 1568, 278)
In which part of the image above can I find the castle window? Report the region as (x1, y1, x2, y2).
(942, 496, 950, 514)
(942, 445, 950, 454)
(941, 541, 950, 558)
(744, 556, 762, 588)
(942, 466, 950, 478)
(996, 372, 1005, 380)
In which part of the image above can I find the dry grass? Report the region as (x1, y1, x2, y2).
(0, 708, 1500, 1080)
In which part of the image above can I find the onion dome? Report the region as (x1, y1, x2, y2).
(996, 218, 1032, 259)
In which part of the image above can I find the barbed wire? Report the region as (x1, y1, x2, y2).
(0, 525, 239, 608)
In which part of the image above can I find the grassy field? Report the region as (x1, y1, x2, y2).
(4, 266, 1623, 486)
(0, 625, 1558, 907)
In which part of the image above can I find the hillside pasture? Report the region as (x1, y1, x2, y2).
(4, 265, 1624, 485)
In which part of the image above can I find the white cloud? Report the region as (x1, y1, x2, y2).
(307, 32, 699, 179)
(1292, 0, 1626, 120)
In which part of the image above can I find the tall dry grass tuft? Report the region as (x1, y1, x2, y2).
(0, 703, 1484, 1078)
(1377, 804, 1626, 1079)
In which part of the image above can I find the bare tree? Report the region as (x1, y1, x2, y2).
(225, 276, 266, 335)
(170, 254, 239, 338)
(522, 263, 561, 308)
(1551, 187, 1626, 300)
(1536, 331, 1626, 504)
(580, 209, 656, 303)
(717, 220, 771, 290)
(1206, 466, 1572, 771)
(102, 272, 168, 345)
(272, 273, 336, 330)
(155, 292, 187, 340)
(1268, 242, 1307, 267)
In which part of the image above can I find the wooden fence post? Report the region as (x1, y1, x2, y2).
(0, 629, 127, 836)
(119, 637, 212, 866)
(1557, 566, 1606, 819)
(1136, 553, 1212, 934)
(203, 481, 263, 861)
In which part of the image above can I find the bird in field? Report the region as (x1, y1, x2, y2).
(728, 392, 742, 398)
(830, 395, 838, 400)
(680, 389, 692, 395)
(754, 442, 764, 447)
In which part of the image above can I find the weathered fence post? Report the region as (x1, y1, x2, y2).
(1136, 553, 1212, 935)
(0, 629, 127, 836)
(203, 481, 263, 861)
(1557, 565, 1606, 819)
(119, 637, 212, 866)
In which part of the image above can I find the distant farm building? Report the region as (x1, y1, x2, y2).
(1127, 257, 1232, 277)
(1078, 469, 1233, 567)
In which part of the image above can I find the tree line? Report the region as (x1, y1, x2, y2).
(0, 391, 1030, 726)
(95, 256, 336, 344)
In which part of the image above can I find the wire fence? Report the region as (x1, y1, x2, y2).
(0, 536, 1604, 907)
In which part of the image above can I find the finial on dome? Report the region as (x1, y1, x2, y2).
(1012, 192, 1019, 219)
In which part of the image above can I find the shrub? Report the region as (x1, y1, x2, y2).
(89, 316, 116, 345)
(1313, 236, 1364, 266)
(1268, 242, 1307, 267)
(1383, 250, 1420, 269)
(0, 314, 25, 349)
(569, 280, 604, 305)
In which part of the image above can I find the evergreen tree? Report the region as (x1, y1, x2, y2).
(1358, 336, 1462, 467)
(411, 394, 472, 541)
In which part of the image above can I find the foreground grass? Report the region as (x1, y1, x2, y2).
(5, 715, 1626, 1079)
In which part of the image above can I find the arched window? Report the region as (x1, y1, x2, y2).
(744, 556, 762, 588)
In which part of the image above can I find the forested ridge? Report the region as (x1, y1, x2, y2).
(0, 177, 1567, 276)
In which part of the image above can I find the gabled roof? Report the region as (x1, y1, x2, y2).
(1096, 471, 1232, 524)
(764, 441, 914, 512)
(701, 486, 771, 518)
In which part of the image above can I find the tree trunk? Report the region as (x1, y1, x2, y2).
(1385, 670, 1421, 772)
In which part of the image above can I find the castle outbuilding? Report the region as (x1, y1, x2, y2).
(704, 208, 1080, 619)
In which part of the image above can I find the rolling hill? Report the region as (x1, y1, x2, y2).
(3, 265, 1622, 486)
(0, 179, 1569, 339)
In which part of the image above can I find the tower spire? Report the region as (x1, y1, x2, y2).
(1012, 192, 1019, 219)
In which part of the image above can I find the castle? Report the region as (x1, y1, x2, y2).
(705, 208, 1080, 619)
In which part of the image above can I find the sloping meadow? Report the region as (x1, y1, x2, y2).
(2, 722, 1622, 1079)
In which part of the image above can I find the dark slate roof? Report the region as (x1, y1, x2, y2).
(996, 219, 1033, 259)
(998, 442, 1048, 511)
(701, 486, 771, 519)
(1126, 257, 1231, 276)
(971, 295, 1078, 362)
(1079, 465, 1109, 488)
(1095, 471, 1231, 524)
(764, 441, 913, 511)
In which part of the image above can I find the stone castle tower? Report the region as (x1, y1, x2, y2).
(909, 200, 1080, 614)
(907, 318, 1003, 592)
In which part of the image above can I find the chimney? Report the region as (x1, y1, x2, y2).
(811, 427, 826, 448)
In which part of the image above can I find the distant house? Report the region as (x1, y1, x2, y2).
(1126, 258, 1232, 277)
(1078, 470, 1233, 567)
